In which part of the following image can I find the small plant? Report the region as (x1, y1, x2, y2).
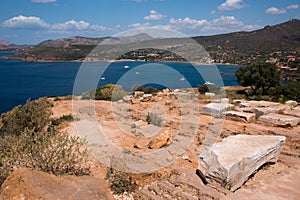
(51, 114, 74, 126)
(110, 173, 138, 194)
(146, 112, 162, 127)
(54, 95, 73, 101)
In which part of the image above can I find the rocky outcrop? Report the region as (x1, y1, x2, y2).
(258, 113, 300, 127)
(223, 111, 256, 123)
(1, 168, 114, 200)
(202, 103, 234, 117)
(198, 134, 286, 191)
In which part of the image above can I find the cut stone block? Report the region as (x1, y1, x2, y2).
(198, 134, 286, 191)
(202, 103, 234, 117)
(258, 113, 300, 127)
(223, 111, 256, 123)
(240, 100, 280, 108)
(251, 107, 278, 116)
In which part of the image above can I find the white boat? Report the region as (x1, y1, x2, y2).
(124, 65, 130, 69)
(180, 77, 185, 81)
(100, 77, 105, 80)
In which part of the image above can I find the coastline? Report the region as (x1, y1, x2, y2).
(0, 55, 240, 66)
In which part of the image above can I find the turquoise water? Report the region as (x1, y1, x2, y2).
(0, 52, 239, 114)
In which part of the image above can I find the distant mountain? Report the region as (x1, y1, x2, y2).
(38, 33, 153, 47)
(38, 36, 107, 48)
(100, 33, 153, 45)
(2, 19, 299, 64)
(0, 40, 30, 51)
(0, 40, 11, 46)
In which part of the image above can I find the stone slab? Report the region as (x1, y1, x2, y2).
(202, 103, 234, 117)
(198, 134, 286, 191)
(223, 111, 256, 123)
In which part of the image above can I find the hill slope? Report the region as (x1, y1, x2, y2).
(3, 19, 300, 64)
(192, 19, 300, 63)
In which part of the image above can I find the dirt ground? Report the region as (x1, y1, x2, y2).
(49, 91, 300, 200)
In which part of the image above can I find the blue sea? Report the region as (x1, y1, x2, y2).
(0, 52, 240, 114)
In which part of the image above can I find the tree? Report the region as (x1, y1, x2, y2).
(235, 62, 281, 95)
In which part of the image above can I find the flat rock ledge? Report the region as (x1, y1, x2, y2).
(198, 134, 286, 191)
(258, 113, 300, 127)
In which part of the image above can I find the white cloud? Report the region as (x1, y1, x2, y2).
(218, 0, 246, 11)
(210, 10, 216, 14)
(128, 22, 151, 28)
(265, 7, 286, 15)
(2, 14, 261, 39)
(144, 10, 166, 20)
(129, 15, 260, 36)
(31, 0, 56, 3)
(1, 15, 115, 36)
(163, 16, 260, 35)
(202, 16, 251, 33)
(90, 25, 111, 31)
(2, 15, 49, 28)
(286, 4, 299, 10)
(52, 20, 90, 30)
(169, 17, 207, 30)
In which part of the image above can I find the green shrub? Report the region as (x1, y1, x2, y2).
(146, 112, 162, 127)
(14, 128, 90, 176)
(0, 98, 52, 136)
(132, 84, 144, 92)
(109, 173, 137, 194)
(82, 84, 127, 101)
(274, 81, 300, 102)
(53, 95, 73, 101)
(132, 84, 159, 95)
(198, 83, 221, 94)
(51, 114, 74, 126)
(143, 86, 158, 95)
(0, 98, 90, 185)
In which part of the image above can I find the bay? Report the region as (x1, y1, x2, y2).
(0, 52, 239, 114)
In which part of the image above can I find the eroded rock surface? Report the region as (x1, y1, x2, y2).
(198, 134, 286, 191)
(1, 168, 114, 200)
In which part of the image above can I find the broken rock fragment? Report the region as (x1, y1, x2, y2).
(198, 134, 286, 191)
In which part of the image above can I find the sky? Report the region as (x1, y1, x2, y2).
(0, 0, 299, 44)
